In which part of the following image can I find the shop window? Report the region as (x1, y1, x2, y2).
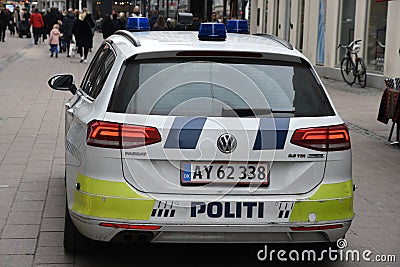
(316, 0, 326, 65)
(366, 0, 388, 72)
(337, 0, 355, 66)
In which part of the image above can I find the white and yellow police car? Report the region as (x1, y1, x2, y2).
(48, 17, 354, 253)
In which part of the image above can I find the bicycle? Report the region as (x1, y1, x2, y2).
(337, 40, 367, 88)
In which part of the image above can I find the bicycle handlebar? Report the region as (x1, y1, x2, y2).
(337, 40, 362, 49)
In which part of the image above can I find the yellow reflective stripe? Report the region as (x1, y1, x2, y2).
(309, 180, 353, 200)
(289, 180, 354, 222)
(289, 198, 354, 222)
(72, 174, 155, 220)
(76, 173, 149, 199)
(72, 190, 155, 220)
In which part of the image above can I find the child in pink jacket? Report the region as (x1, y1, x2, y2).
(49, 24, 61, 58)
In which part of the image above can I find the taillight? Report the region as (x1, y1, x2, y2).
(87, 120, 161, 149)
(290, 124, 350, 151)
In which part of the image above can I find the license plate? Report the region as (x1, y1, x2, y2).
(181, 162, 269, 186)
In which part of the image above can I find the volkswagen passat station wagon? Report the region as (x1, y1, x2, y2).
(48, 17, 354, 253)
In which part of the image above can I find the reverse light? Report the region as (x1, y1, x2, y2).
(87, 120, 161, 149)
(290, 124, 351, 151)
(290, 224, 343, 231)
(99, 223, 161, 230)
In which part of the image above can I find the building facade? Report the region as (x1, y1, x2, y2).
(250, 0, 400, 85)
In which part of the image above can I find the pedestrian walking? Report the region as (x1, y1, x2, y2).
(83, 9, 95, 52)
(148, 9, 159, 30)
(45, 8, 62, 37)
(63, 8, 76, 57)
(152, 15, 168, 31)
(114, 12, 127, 31)
(30, 8, 44, 44)
(101, 14, 113, 39)
(13, 6, 22, 34)
(72, 10, 93, 63)
(49, 23, 61, 57)
(8, 10, 15, 36)
(0, 8, 9, 42)
(131, 6, 142, 17)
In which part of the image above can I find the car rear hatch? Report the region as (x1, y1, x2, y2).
(103, 55, 342, 195)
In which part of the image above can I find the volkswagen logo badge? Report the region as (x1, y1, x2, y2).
(217, 133, 237, 154)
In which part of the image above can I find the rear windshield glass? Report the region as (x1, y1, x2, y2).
(108, 58, 334, 117)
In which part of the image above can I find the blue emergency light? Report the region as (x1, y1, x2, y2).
(126, 17, 150, 31)
(226, 20, 249, 34)
(198, 23, 227, 41)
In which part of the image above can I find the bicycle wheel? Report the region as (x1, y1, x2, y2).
(340, 57, 356, 85)
(357, 60, 367, 88)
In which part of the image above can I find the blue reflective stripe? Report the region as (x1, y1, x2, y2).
(164, 117, 207, 149)
(253, 118, 290, 150)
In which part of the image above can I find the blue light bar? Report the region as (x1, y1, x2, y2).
(126, 17, 150, 31)
(198, 23, 227, 41)
(226, 20, 249, 34)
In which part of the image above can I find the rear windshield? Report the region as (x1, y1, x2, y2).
(108, 58, 334, 117)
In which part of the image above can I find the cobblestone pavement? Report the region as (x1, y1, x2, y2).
(0, 33, 399, 266)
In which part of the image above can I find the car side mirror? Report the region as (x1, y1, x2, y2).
(48, 74, 77, 94)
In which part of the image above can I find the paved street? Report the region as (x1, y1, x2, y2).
(0, 33, 399, 266)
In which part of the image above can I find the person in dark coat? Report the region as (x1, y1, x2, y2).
(63, 8, 76, 57)
(114, 12, 126, 31)
(84, 10, 95, 51)
(101, 14, 113, 39)
(72, 10, 93, 63)
(0, 8, 9, 42)
(45, 8, 61, 36)
(148, 9, 158, 30)
(111, 12, 118, 33)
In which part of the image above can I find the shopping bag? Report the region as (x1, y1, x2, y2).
(69, 35, 77, 57)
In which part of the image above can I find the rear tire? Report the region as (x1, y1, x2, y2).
(357, 60, 367, 88)
(64, 205, 95, 254)
(340, 57, 356, 85)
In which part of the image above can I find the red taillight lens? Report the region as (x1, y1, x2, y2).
(290, 124, 351, 151)
(99, 222, 161, 230)
(87, 120, 161, 149)
(290, 224, 343, 231)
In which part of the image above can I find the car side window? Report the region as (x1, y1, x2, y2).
(80, 43, 116, 99)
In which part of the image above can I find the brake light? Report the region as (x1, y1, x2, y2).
(290, 124, 350, 151)
(87, 120, 161, 149)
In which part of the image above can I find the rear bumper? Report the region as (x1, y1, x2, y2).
(69, 210, 351, 243)
(69, 174, 354, 243)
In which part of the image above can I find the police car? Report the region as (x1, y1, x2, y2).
(48, 17, 354, 253)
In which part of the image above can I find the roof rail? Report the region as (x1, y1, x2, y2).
(114, 30, 141, 47)
(252, 33, 293, 50)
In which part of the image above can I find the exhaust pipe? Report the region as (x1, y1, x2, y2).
(137, 232, 153, 242)
(113, 231, 154, 243)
